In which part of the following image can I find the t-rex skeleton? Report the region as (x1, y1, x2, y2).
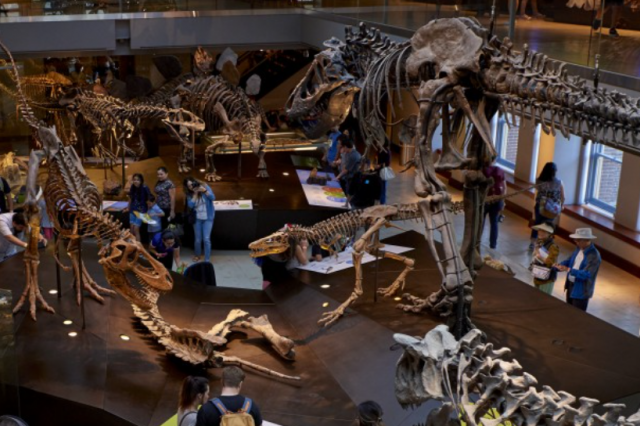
(394, 325, 640, 426)
(249, 188, 529, 327)
(289, 18, 640, 334)
(3, 42, 298, 380)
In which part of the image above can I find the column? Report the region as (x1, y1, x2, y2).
(614, 152, 640, 231)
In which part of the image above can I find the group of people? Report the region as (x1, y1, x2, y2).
(177, 367, 385, 426)
(126, 167, 216, 271)
(325, 127, 391, 209)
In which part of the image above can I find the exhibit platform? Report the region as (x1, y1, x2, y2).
(2, 231, 640, 425)
(87, 151, 343, 250)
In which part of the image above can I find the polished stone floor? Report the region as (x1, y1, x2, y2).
(181, 158, 640, 337)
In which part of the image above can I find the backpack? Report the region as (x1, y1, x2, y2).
(211, 398, 255, 426)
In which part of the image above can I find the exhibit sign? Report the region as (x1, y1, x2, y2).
(214, 199, 254, 210)
(297, 244, 413, 274)
(295, 169, 349, 209)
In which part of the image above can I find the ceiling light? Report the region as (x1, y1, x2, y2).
(63, 320, 73, 325)
(320, 284, 330, 289)
(120, 334, 131, 341)
(68, 331, 78, 337)
(49, 289, 58, 295)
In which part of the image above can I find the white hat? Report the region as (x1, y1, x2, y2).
(531, 223, 554, 234)
(569, 228, 597, 240)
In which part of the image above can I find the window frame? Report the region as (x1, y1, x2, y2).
(494, 115, 517, 172)
(585, 142, 622, 213)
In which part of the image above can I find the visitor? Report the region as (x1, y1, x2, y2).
(331, 136, 345, 172)
(184, 177, 215, 263)
(592, 0, 623, 38)
(349, 168, 382, 209)
(529, 162, 564, 249)
(483, 162, 506, 250)
(375, 146, 391, 205)
(155, 167, 176, 230)
(0, 212, 45, 262)
(311, 243, 330, 261)
(355, 401, 385, 426)
(146, 195, 165, 241)
(289, 237, 310, 269)
(128, 173, 152, 242)
(149, 230, 181, 272)
(37, 190, 54, 240)
(516, 0, 544, 20)
(529, 223, 559, 295)
(0, 175, 12, 213)
(195, 366, 263, 426)
(334, 138, 361, 203)
(554, 228, 601, 312)
(178, 376, 210, 426)
(323, 126, 342, 165)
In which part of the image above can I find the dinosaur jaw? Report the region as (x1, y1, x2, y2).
(248, 231, 290, 258)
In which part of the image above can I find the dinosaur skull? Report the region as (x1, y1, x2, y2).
(285, 51, 359, 139)
(100, 238, 173, 309)
(406, 18, 486, 86)
(248, 231, 290, 258)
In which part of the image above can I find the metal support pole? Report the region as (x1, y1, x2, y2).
(121, 143, 126, 191)
(508, 0, 517, 40)
(237, 140, 242, 181)
(55, 232, 61, 298)
(373, 231, 380, 303)
(191, 131, 195, 172)
(78, 238, 86, 330)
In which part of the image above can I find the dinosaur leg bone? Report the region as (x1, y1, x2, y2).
(67, 238, 115, 305)
(13, 249, 55, 321)
(376, 250, 416, 298)
(204, 140, 226, 182)
(256, 147, 269, 179)
(318, 217, 388, 327)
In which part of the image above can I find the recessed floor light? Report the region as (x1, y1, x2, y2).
(394, 297, 402, 302)
(282, 172, 289, 176)
(49, 289, 58, 295)
(63, 320, 73, 325)
(124, 165, 129, 169)
(68, 331, 78, 337)
(120, 334, 131, 341)
(322, 302, 329, 308)
(199, 168, 205, 173)
(320, 284, 330, 289)
(269, 189, 275, 192)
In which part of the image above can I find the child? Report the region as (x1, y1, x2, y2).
(127, 173, 151, 242)
(146, 195, 164, 240)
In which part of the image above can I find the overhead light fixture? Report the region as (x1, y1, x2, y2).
(63, 320, 73, 325)
(120, 334, 131, 341)
(68, 331, 78, 337)
(293, 147, 317, 151)
(322, 302, 329, 308)
(49, 289, 58, 295)
(320, 284, 330, 289)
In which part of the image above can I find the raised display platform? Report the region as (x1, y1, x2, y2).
(2, 231, 640, 426)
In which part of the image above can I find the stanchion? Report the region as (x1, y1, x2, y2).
(54, 232, 61, 298)
(78, 238, 86, 330)
(373, 231, 380, 303)
(237, 140, 242, 181)
(121, 144, 126, 191)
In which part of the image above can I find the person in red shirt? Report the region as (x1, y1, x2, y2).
(482, 164, 506, 250)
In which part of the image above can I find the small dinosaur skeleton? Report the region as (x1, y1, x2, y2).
(3, 41, 298, 380)
(394, 325, 640, 426)
(249, 188, 527, 328)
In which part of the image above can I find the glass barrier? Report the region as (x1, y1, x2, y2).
(0, 289, 21, 417)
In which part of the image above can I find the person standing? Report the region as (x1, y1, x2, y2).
(178, 376, 210, 426)
(323, 127, 342, 165)
(196, 366, 262, 426)
(0, 176, 12, 214)
(482, 163, 506, 250)
(530, 223, 559, 295)
(127, 173, 152, 242)
(334, 138, 361, 204)
(375, 146, 391, 205)
(154, 167, 176, 230)
(354, 401, 386, 426)
(184, 177, 215, 263)
(146, 195, 165, 241)
(554, 228, 601, 312)
(530, 162, 564, 249)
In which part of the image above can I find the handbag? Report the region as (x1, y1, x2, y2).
(167, 223, 184, 237)
(379, 166, 396, 181)
(540, 196, 561, 219)
(186, 208, 197, 225)
(531, 264, 552, 280)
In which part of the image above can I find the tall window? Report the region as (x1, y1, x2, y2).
(586, 143, 623, 213)
(495, 114, 519, 172)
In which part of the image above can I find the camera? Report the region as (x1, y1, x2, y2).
(191, 181, 201, 189)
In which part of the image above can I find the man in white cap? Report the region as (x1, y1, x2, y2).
(554, 228, 601, 312)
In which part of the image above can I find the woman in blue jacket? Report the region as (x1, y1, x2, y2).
(184, 177, 215, 263)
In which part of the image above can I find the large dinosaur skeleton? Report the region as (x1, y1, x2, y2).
(3, 43, 298, 380)
(249, 188, 528, 327)
(289, 18, 640, 334)
(394, 325, 640, 426)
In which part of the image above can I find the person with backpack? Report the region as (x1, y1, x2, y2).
(178, 376, 210, 426)
(196, 366, 262, 426)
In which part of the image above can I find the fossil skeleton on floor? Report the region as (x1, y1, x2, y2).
(394, 325, 640, 426)
(289, 18, 640, 334)
(249, 188, 529, 327)
(3, 41, 298, 380)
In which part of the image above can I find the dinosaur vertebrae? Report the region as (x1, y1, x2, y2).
(394, 326, 640, 426)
